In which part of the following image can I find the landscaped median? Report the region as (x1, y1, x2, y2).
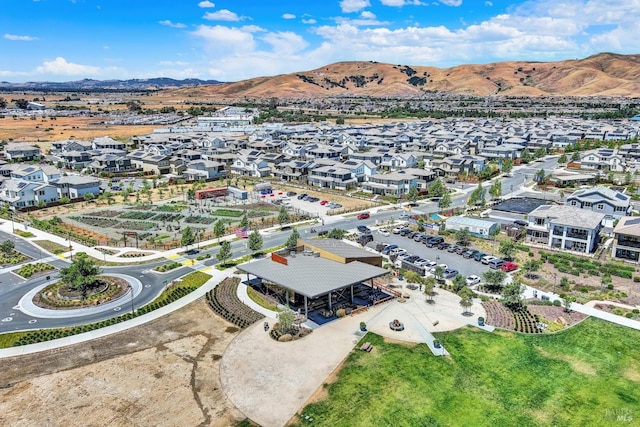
(0, 271, 212, 349)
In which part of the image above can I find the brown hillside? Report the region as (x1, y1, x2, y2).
(171, 53, 640, 99)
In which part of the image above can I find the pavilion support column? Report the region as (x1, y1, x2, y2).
(304, 296, 308, 319)
(350, 284, 354, 303)
(328, 292, 332, 310)
(286, 291, 290, 308)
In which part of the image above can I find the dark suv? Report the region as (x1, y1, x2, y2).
(426, 237, 444, 247)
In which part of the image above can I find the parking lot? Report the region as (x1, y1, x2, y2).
(363, 225, 492, 279)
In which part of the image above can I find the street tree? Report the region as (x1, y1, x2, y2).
(469, 183, 486, 206)
(406, 186, 419, 203)
(424, 276, 436, 302)
(187, 188, 196, 202)
(248, 230, 263, 254)
(277, 307, 296, 331)
(58, 252, 102, 298)
(240, 214, 249, 228)
(83, 192, 94, 203)
(216, 241, 232, 264)
(557, 153, 568, 164)
(404, 271, 423, 285)
(181, 226, 196, 250)
(455, 227, 471, 247)
(482, 269, 507, 292)
(534, 147, 547, 159)
(452, 273, 467, 293)
(570, 151, 580, 162)
(459, 294, 474, 315)
(498, 241, 517, 260)
(438, 192, 452, 211)
(327, 228, 347, 239)
(0, 240, 15, 254)
(501, 279, 525, 309)
(285, 228, 300, 248)
(277, 206, 290, 227)
(501, 159, 513, 174)
(520, 149, 532, 163)
(521, 259, 541, 279)
(563, 294, 576, 313)
(213, 219, 226, 243)
(489, 181, 502, 199)
(428, 179, 445, 198)
(535, 169, 547, 185)
(433, 265, 445, 282)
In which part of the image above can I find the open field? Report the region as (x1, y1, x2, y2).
(0, 299, 245, 427)
(294, 318, 640, 426)
(0, 115, 157, 149)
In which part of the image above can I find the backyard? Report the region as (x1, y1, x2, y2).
(294, 318, 639, 426)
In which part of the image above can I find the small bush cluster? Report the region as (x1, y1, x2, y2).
(539, 251, 635, 278)
(154, 261, 182, 272)
(16, 262, 55, 278)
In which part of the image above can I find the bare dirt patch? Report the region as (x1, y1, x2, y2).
(0, 300, 245, 427)
(526, 305, 587, 326)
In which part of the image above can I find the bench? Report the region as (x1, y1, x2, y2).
(360, 342, 373, 352)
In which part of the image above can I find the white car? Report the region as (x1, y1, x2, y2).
(378, 229, 390, 236)
(423, 261, 437, 269)
(391, 248, 407, 257)
(414, 258, 432, 267)
(481, 255, 497, 265)
(466, 275, 481, 286)
(429, 263, 448, 273)
(392, 226, 404, 234)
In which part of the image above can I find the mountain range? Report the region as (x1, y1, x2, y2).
(1, 53, 639, 97)
(0, 77, 223, 91)
(171, 52, 640, 98)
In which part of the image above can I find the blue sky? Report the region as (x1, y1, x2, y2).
(1, 0, 638, 82)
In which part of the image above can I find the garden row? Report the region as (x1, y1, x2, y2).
(205, 277, 263, 328)
(482, 300, 515, 330)
(11, 272, 210, 347)
(15, 262, 55, 278)
(539, 251, 636, 279)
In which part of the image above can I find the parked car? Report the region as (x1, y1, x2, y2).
(430, 263, 448, 273)
(286, 191, 297, 196)
(481, 255, 497, 264)
(392, 226, 404, 234)
(378, 228, 390, 236)
(318, 230, 329, 236)
(392, 248, 407, 257)
(356, 234, 373, 245)
(455, 246, 467, 255)
(488, 258, 505, 269)
(462, 249, 478, 259)
(413, 233, 425, 242)
(423, 261, 437, 269)
(357, 225, 370, 233)
(501, 262, 519, 272)
(320, 200, 329, 205)
(473, 251, 487, 262)
(466, 275, 481, 286)
(403, 255, 420, 263)
(514, 219, 528, 227)
(307, 196, 319, 202)
(297, 193, 308, 200)
(111, 185, 122, 191)
(447, 244, 460, 253)
(414, 258, 432, 267)
(357, 212, 370, 220)
(442, 268, 459, 279)
(406, 231, 415, 239)
(437, 242, 450, 250)
(399, 228, 411, 236)
(426, 237, 444, 247)
(381, 244, 398, 255)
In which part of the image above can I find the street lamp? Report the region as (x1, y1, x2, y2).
(128, 284, 135, 317)
(10, 208, 15, 233)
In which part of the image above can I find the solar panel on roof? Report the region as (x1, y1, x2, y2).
(615, 193, 628, 200)
(624, 218, 640, 225)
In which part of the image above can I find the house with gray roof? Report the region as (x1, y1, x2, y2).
(362, 171, 417, 197)
(55, 175, 101, 199)
(0, 179, 59, 208)
(183, 159, 226, 181)
(4, 143, 41, 161)
(566, 186, 631, 219)
(526, 205, 605, 253)
(611, 216, 640, 262)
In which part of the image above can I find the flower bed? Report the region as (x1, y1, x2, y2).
(151, 213, 183, 222)
(211, 209, 244, 218)
(70, 216, 120, 228)
(88, 210, 121, 218)
(116, 220, 155, 231)
(155, 203, 188, 212)
(184, 215, 215, 224)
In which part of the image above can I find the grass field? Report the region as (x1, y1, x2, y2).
(294, 318, 640, 427)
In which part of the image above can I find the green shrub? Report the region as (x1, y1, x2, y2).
(553, 300, 562, 306)
(625, 312, 633, 318)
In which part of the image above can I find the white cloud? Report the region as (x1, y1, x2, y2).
(4, 34, 38, 41)
(35, 57, 101, 76)
(302, 18, 317, 24)
(340, 0, 370, 13)
(360, 11, 376, 19)
(380, 0, 426, 6)
(282, 13, 296, 19)
(191, 25, 257, 54)
(439, 0, 462, 6)
(262, 31, 308, 54)
(159, 20, 186, 28)
(485, 1, 493, 5)
(203, 9, 244, 22)
(159, 60, 189, 66)
(198, 0, 215, 7)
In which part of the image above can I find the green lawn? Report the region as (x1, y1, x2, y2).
(294, 318, 640, 427)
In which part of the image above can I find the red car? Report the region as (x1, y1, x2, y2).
(320, 200, 329, 205)
(501, 262, 518, 272)
(357, 212, 370, 220)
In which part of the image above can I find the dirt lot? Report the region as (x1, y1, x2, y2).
(0, 300, 245, 427)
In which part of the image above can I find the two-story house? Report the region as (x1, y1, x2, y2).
(4, 143, 41, 162)
(55, 175, 101, 199)
(580, 149, 625, 172)
(307, 165, 357, 190)
(362, 171, 418, 197)
(566, 186, 631, 219)
(0, 179, 59, 208)
(183, 159, 226, 181)
(526, 205, 605, 253)
(611, 216, 640, 262)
